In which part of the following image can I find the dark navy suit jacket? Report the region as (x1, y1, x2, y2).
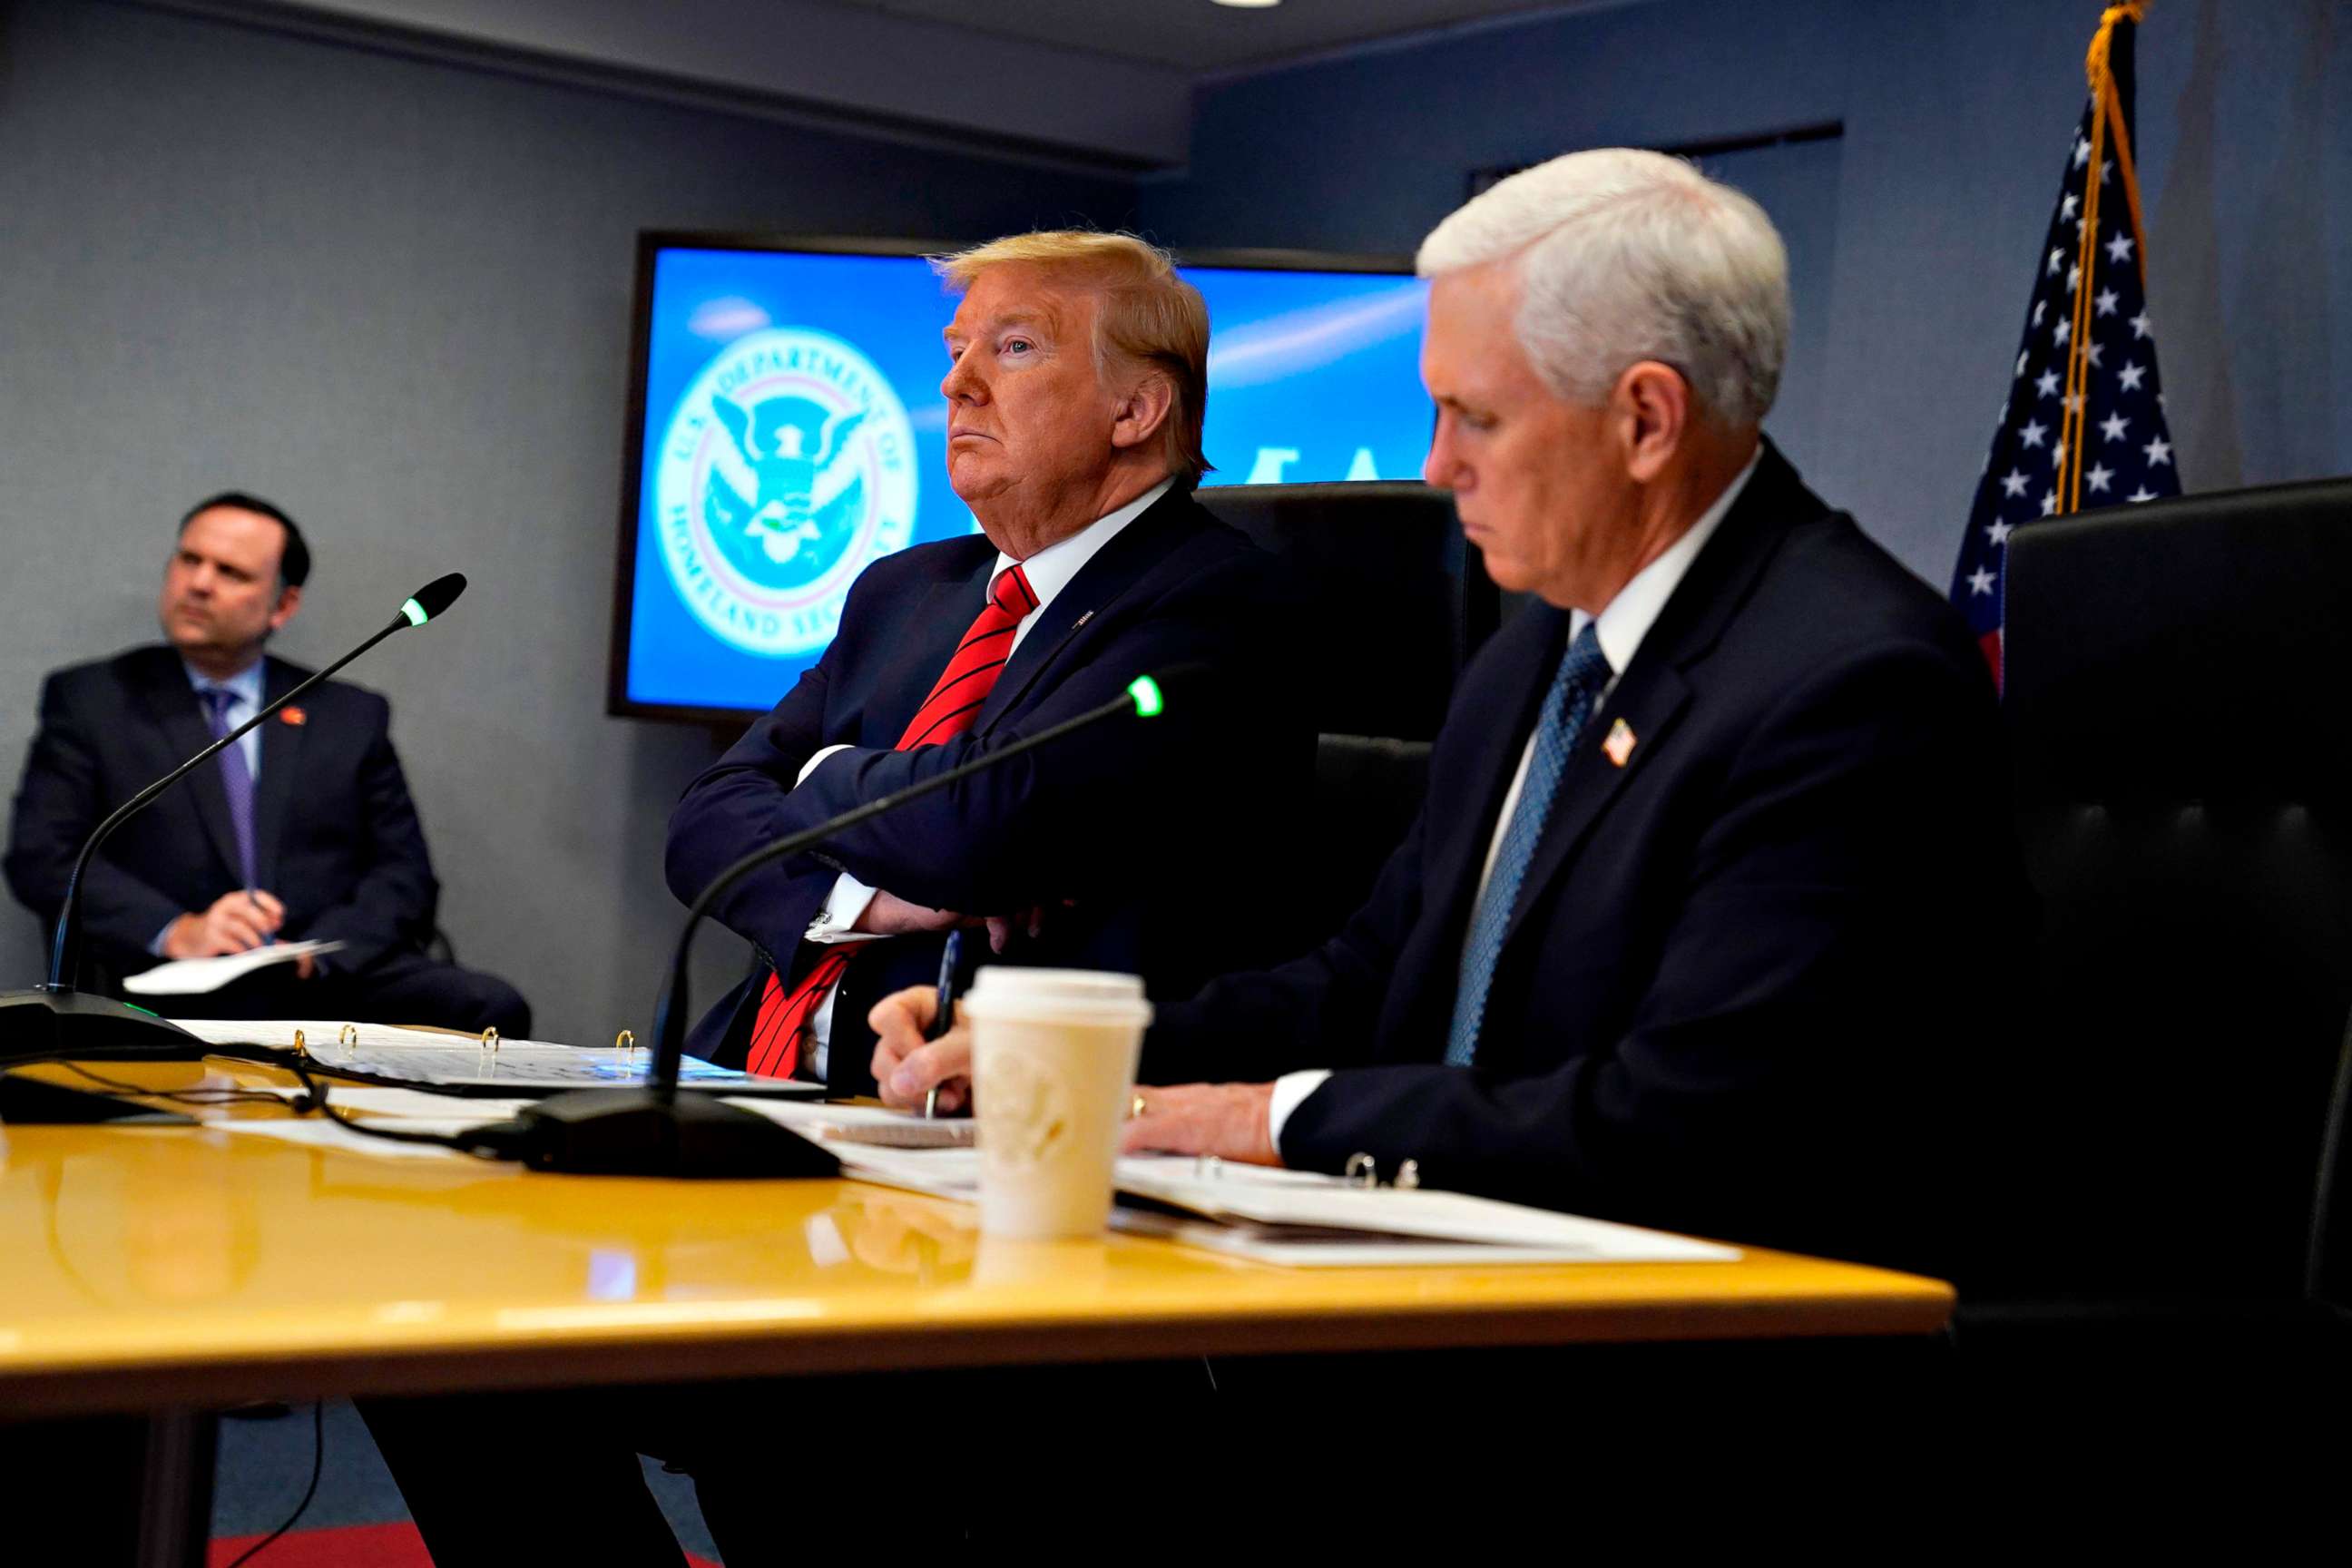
(1150, 446, 2029, 1272)
(5, 645, 440, 980)
(667, 485, 1309, 1093)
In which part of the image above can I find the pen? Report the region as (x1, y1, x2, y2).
(248, 886, 275, 946)
(923, 928, 962, 1120)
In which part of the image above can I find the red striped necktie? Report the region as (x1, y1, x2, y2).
(745, 562, 1039, 1079)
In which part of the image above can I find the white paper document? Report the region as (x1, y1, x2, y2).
(211, 1115, 494, 1162)
(1112, 1165, 1739, 1266)
(315, 1089, 534, 1121)
(123, 941, 344, 995)
(834, 1147, 1740, 1267)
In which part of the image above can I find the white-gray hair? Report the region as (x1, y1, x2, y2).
(1416, 148, 1789, 427)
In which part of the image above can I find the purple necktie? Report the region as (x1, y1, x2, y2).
(200, 687, 259, 888)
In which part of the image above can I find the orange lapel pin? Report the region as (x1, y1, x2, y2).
(1602, 716, 1636, 767)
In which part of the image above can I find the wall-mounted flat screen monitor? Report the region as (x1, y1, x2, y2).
(609, 234, 1431, 722)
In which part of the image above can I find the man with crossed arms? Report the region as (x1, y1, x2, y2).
(873, 151, 2026, 1275)
(662, 229, 1305, 1095)
(367, 230, 1307, 1567)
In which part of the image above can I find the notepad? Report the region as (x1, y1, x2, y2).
(124, 941, 343, 995)
(723, 1097, 975, 1148)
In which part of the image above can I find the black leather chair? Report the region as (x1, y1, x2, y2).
(1195, 482, 1499, 937)
(1981, 475, 2352, 1359)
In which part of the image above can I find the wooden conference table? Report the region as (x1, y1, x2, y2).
(0, 1057, 1954, 1554)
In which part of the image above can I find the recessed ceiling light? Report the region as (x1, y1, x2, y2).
(1211, 0, 1283, 9)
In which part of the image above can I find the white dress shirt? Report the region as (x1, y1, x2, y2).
(1266, 450, 1761, 1152)
(792, 477, 1176, 1077)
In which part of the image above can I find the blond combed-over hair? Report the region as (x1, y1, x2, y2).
(933, 230, 1212, 483)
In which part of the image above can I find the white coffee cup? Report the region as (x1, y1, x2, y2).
(961, 967, 1152, 1240)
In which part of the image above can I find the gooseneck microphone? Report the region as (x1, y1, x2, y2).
(0, 574, 468, 1065)
(495, 666, 1195, 1178)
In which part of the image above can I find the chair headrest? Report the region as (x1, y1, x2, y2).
(1194, 482, 1493, 739)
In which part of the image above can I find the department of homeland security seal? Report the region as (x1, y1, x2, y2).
(654, 327, 917, 657)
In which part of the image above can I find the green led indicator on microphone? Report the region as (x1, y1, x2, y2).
(1127, 675, 1165, 718)
(400, 598, 429, 627)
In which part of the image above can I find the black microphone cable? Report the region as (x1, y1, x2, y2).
(220, 1400, 324, 1567)
(9, 1052, 525, 1159)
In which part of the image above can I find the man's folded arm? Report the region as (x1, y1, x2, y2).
(664, 641, 848, 956)
(4, 673, 184, 963)
(779, 556, 1290, 916)
(1276, 642, 2011, 1238)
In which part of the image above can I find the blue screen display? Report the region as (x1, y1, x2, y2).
(618, 245, 1430, 716)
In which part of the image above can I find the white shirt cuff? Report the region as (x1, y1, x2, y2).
(774, 744, 867, 1080)
(795, 745, 885, 947)
(796, 743, 853, 787)
(806, 873, 884, 946)
(1265, 1070, 1333, 1159)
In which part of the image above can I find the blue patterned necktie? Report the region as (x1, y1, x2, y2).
(1444, 622, 1612, 1067)
(200, 686, 260, 888)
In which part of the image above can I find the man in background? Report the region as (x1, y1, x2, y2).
(6, 492, 528, 1034)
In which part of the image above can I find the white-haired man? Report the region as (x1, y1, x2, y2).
(875, 151, 2026, 1272)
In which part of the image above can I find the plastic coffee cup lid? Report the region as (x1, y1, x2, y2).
(967, 967, 1143, 1000)
(964, 966, 1151, 1024)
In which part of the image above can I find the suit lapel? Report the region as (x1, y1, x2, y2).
(1494, 444, 1810, 953)
(1499, 664, 1690, 949)
(887, 560, 995, 741)
(133, 652, 243, 883)
(1373, 613, 1570, 1065)
(975, 491, 1193, 735)
(1427, 611, 1569, 950)
(250, 658, 306, 892)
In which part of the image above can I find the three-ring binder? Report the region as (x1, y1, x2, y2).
(1343, 1152, 1422, 1190)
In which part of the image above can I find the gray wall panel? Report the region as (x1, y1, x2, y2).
(0, 0, 1130, 1037)
(5, 0, 2342, 1044)
(1141, 0, 2352, 587)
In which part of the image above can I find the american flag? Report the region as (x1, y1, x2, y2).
(1951, 2, 2179, 681)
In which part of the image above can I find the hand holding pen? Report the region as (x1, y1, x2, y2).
(162, 887, 283, 958)
(867, 936, 977, 1114)
(923, 928, 963, 1120)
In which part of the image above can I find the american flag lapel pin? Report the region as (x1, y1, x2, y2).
(1602, 717, 1636, 767)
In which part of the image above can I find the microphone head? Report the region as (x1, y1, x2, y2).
(1126, 662, 1209, 719)
(398, 573, 468, 627)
